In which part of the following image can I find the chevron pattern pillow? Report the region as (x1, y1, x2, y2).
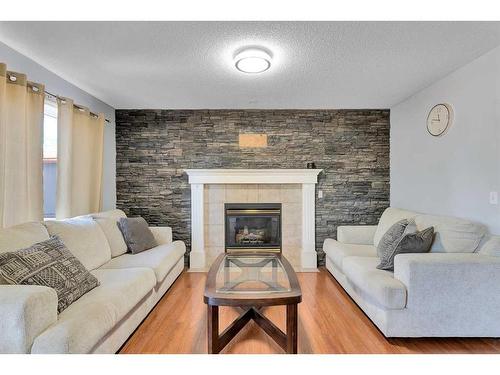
(0, 236, 99, 313)
(377, 226, 434, 271)
(376, 219, 415, 259)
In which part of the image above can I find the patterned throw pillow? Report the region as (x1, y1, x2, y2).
(377, 227, 435, 271)
(376, 219, 416, 259)
(0, 236, 99, 313)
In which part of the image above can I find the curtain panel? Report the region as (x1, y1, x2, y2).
(56, 98, 104, 219)
(0, 63, 44, 228)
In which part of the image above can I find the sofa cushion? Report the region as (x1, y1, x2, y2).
(0, 284, 58, 353)
(0, 222, 50, 254)
(91, 210, 128, 258)
(44, 217, 112, 271)
(323, 238, 377, 273)
(414, 214, 486, 253)
(100, 241, 185, 283)
(149, 227, 173, 246)
(0, 222, 51, 284)
(31, 267, 156, 354)
(342, 256, 407, 309)
(479, 236, 500, 257)
(373, 208, 418, 247)
(0, 236, 100, 313)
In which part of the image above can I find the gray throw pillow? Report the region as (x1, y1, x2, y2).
(0, 236, 99, 313)
(377, 227, 435, 271)
(118, 217, 157, 254)
(376, 219, 416, 259)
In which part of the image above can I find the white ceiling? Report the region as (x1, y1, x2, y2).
(1, 21, 499, 109)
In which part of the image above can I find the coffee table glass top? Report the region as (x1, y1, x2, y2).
(215, 254, 291, 294)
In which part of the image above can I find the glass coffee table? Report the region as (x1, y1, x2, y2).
(204, 253, 302, 354)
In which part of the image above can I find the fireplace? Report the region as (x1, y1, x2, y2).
(225, 203, 282, 253)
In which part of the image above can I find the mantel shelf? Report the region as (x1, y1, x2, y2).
(184, 169, 323, 185)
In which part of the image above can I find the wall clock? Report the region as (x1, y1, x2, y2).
(426, 103, 453, 137)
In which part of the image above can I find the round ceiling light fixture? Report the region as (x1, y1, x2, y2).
(234, 47, 272, 74)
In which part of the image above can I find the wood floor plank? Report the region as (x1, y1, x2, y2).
(119, 268, 500, 354)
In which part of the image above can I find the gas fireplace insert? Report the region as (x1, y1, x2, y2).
(224, 203, 282, 253)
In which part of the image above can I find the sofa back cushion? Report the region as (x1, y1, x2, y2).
(0, 222, 50, 284)
(479, 235, 500, 257)
(44, 217, 112, 270)
(91, 210, 128, 257)
(374, 207, 418, 247)
(0, 222, 50, 254)
(414, 214, 486, 253)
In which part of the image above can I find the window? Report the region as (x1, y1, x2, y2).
(43, 100, 58, 218)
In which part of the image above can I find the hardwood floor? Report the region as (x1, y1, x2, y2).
(119, 268, 500, 354)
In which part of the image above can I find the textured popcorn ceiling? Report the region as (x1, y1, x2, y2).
(0, 21, 499, 109)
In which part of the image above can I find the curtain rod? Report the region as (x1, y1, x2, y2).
(5, 71, 111, 124)
(44, 90, 111, 124)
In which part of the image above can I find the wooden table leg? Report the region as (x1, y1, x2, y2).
(207, 305, 219, 354)
(286, 304, 298, 354)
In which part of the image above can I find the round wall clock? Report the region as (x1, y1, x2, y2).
(426, 103, 453, 136)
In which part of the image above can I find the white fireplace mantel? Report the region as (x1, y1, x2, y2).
(185, 169, 322, 185)
(184, 169, 323, 271)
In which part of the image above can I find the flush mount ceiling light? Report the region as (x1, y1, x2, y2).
(234, 47, 272, 74)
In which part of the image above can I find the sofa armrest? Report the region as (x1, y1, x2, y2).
(394, 253, 500, 310)
(0, 285, 58, 353)
(149, 226, 173, 245)
(337, 225, 377, 245)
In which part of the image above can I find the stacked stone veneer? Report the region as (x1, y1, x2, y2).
(115, 109, 390, 266)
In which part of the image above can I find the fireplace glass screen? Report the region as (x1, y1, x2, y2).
(225, 203, 281, 252)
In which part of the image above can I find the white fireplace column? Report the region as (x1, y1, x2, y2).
(301, 183, 318, 269)
(189, 183, 206, 269)
(185, 169, 323, 271)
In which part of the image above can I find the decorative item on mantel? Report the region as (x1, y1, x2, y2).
(306, 162, 316, 169)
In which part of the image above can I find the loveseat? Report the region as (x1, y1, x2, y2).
(0, 209, 186, 353)
(323, 207, 500, 337)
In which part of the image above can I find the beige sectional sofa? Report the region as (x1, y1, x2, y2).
(323, 207, 500, 337)
(0, 209, 186, 353)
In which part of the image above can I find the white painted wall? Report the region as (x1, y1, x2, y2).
(0, 41, 116, 210)
(391, 45, 500, 234)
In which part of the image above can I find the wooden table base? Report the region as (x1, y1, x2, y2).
(207, 304, 298, 354)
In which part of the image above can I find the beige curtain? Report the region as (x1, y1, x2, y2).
(0, 63, 44, 228)
(56, 98, 104, 219)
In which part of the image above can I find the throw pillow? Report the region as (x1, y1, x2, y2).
(377, 227, 435, 271)
(118, 217, 157, 254)
(376, 219, 416, 259)
(0, 236, 100, 313)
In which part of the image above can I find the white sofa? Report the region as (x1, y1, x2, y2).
(0, 209, 186, 353)
(323, 207, 500, 337)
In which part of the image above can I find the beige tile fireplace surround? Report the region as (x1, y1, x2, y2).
(185, 169, 323, 271)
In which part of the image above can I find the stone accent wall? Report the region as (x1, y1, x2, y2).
(115, 109, 390, 266)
